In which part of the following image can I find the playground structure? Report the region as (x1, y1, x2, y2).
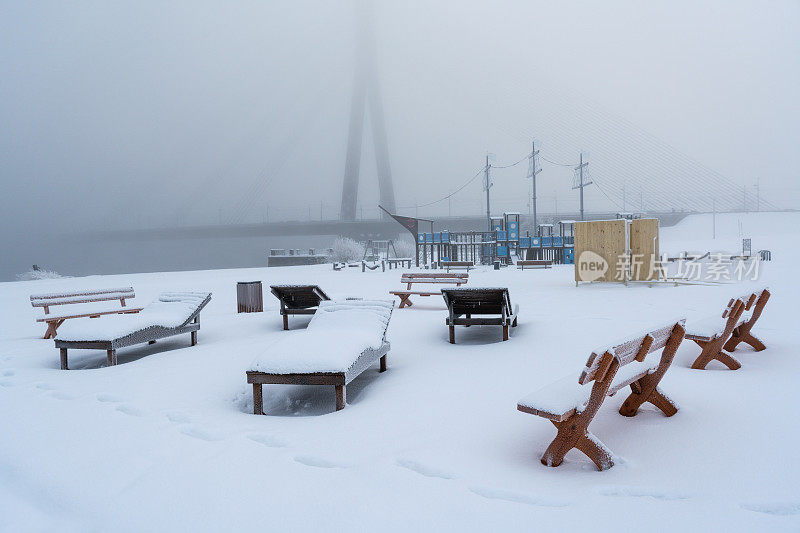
(574, 218, 660, 285)
(415, 212, 576, 267)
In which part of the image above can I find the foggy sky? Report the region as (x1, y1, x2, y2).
(1, 0, 798, 236)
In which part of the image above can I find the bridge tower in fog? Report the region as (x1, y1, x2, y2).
(340, 0, 396, 221)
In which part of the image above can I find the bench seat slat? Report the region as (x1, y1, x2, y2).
(36, 308, 143, 322)
(31, 291, 136, 307)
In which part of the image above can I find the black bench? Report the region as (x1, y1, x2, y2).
(441, 287, 518, 343)
(270, 285, 330, 330)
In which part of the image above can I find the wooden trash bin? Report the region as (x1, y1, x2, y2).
(237, 281, 263, 313)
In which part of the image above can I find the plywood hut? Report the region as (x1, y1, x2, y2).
(574, 218, 659, 285)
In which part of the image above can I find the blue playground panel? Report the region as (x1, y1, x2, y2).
(519, 237, 531, 248)
(553, 236, 564, 247)
(417, 233, 425, 243)
(482, 244, 494, 257)
(425, 233, 434, 243)
(441, 231, 450, 243)
(433, 232, 442, 243)
(564, 248, 575, 264)
(496, 230, 508, 241)
(530, 237, 541, 248)
(564, 236, 574, 245)
(508, 221, 519, 240)
(491, 220, 504, 231)
(542, 236, 553, 247)
(496, 245, 509, 257)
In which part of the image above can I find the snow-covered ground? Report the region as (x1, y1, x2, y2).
(1, 212, 798, 532)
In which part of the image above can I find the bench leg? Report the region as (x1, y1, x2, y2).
(448, 325, 455, 344)
(690, 339, 741, 370)
(190, 331, 197, 346)
(282, 314, 289, 331)
(620, 380, 678, 418)
(379, 354, 387, 372)
(107, 349, 117, 366)
(335, 385, 346, 411)
(253, 383, 263, 415)
(724, 329, 766, 352)
(502, 325, 509, 341)
(60, 348, 68, 370)
(398, 295, 412, 308)
(542, 420, 613, 471)
(43, 319, 64, 340)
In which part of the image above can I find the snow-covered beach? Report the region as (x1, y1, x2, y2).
(1, 212, 799, 531)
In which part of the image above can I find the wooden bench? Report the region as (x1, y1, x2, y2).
(31, 287, 143, 339)
(517, 319, 686, 470)
(270, 285, 330, 330)
(724, 288, 770, 353)
(388, 272, 469, 309)
(517, 260, 553, 270)
(441, 287, 518, 343)
(439, 260, 474, 272)
(686, 288, 770, 370)
(386, 258, 413, 270)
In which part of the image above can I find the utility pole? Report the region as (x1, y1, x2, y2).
(572, 152, 590, 220)
(529, 141, 541, 232)
(622, 181, 626, 211)
(743, 186, 747, 213)
(484, 154, 492, 231)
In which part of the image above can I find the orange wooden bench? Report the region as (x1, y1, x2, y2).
(30, 287, 142, 339)
(389, 272, 468, 308)
(686, 288, 770, 370)
(517, 319, 686, 470)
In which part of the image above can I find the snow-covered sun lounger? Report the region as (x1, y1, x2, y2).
(54, 292, 212, 369)
(247, 299, 394, 413)
(517, 319, 686, 471)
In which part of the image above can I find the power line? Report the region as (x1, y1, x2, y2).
(397, 166, 486, 210)
(540, 155, 575, 167)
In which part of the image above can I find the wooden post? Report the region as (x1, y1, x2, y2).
(60, 348, 68, 370)
(253, 383, 263, 415)
(190, 331, 197, 346)
(379, 355, 387, 372)
(282, 314, 289, 331)
(449, 325, 455, 344)
(335, 385, 346, 411)
(107, 349, 116, 366)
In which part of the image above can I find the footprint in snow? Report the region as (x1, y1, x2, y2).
(49, 391, 76, 400)
(247, 433, 287, 448)
(293, 455, 351, 469)
(2, 370, 15, 377)
(165, 411, 192, 424)
(96, 393, 124, 403)
(0, 379, 13, 387)
(741, 502, 800, 516)
(469, 486, 570, 508)
(598, 485, 691, 501)
(396, 458, 457, 480)
(116, 404, 146, 417)
(35, 382, 56, 390)
(180, 425, 225, 442)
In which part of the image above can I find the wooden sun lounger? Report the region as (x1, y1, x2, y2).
(441, 287, 518, 343)
(31, 287, 143, 339)
(389, 272, 468, 308)
(517, 319, 686, 470)
(247, 300, 394, 412)
(270, 285, 330, 330)
(54, 292, 211, 369)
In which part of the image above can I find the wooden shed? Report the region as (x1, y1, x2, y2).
(574, 218, 659, 285)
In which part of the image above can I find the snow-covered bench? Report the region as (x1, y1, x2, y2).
(517, 319, 686, 470)
(247, 299, 394, 413)
(54, 292, 212, 369)
(389, 272, 468, 309)
(439, 260, 474, 272)
(517, 260, 552, 270)
(724, 288, 770, 353)
(30, 287, 143, 339)
(441, 287, 518, 343)
(686, 288, 769, 370)
(269, 285, 330, 330)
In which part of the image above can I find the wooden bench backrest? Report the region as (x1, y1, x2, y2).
(30, 287, 135, 313)
(519, 260, 551, 265)
(270, 285, 330, 309)
(441, 288, 512, 316)
(578, 320, 686, 385)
